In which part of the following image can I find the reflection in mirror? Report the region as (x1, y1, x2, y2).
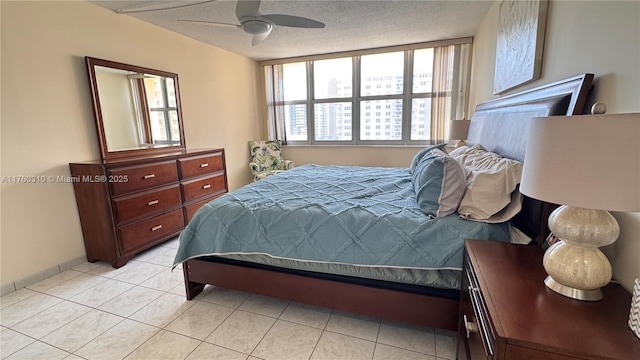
(86, 57, 185, 160)
(94, 66, 181, 151)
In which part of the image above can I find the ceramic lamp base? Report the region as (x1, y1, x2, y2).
(542, 206, 619, 302)
(544, 276, 603, 301)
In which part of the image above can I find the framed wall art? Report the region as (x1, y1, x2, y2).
(493, 0, 548, 94)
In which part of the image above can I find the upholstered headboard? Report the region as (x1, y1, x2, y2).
(466, 74, 594, 245)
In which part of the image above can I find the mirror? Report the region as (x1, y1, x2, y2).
(86, 57, 186, 160)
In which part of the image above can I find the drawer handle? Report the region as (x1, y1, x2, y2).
(143, 174, 156, 179)
(464, 314, 478, 339)
(203, 184, 211, 189)
(147, 200, 159, 206)
(200, 163, 209, 168)
(151, 225, 163, 231)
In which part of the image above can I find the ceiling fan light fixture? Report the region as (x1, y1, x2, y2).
(241, 19, 272, 35)
(180, 0, 324, 46)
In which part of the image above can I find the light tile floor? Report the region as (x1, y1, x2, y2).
(0, 238, 457, 360)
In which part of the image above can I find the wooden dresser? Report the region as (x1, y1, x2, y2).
(458, 239, 640, 360)
(70, 148, 227, 268)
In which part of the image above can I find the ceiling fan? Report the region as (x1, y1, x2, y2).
(179, 0, 325, 46)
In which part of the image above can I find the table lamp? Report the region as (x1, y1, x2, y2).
(520, 113, 640, 301)
(449, 119, 471, 147)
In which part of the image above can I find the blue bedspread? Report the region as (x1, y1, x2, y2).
(173, 164, 510, 273)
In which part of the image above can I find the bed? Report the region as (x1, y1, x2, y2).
(174, 74, 593, 331)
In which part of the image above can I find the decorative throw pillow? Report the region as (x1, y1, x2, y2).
(409, 144, 446, 174)
(449, 144, 523, 223)
(412, 148, 466, 218)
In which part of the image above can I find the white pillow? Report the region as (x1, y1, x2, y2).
(449, 144, 523, 223)
(510, 226, 532, 245)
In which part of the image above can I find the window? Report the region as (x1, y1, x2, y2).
(313, 57, 352, 141)
(411, 48, 434, 141)
(282, 63, 308, 141)
(264, 40, 470, 145)
(134, 77, 180, 145)
(314, 57, 352, 99)
(315, 102, 352, 141)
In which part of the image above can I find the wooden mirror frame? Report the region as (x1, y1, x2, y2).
(86, 57, 186, 161)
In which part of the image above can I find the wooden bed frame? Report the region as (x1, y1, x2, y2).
(182, 74, 594, 331)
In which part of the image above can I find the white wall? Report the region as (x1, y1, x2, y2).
(96, 70, 140, 150)
(3, 0, 637, 293)
(282, 146, 424, 168)
(469, 0, 640, 291)
(1, 1, 262, 286)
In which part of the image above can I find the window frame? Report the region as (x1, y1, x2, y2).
(134, 77, 180, 145)
(266, 38, 472, 146)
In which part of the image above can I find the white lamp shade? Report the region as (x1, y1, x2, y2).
(520, 113, 640, 212)
(448, 119, 471, 140)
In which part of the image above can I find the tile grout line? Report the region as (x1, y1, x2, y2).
(4, 283, 455, 360)
(371, 316, 384, 360)
(4, 289, 129, 357)
(124, 326, 163, 360)
(1, 237, 180, 296)
(187, 298, 236, 343)
(3, 242, 458, 360)
(308, 305, 336, 359)
(246, 316, 278, 359)
(307, 328, 324, 360)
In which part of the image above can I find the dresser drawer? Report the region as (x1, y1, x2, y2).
(118, 209, 185, 253)
(181, 173, 226, 202)
(109, 161, 178, 196)
(460, 294, 490, 359)
(460, 257, 495, 359)
(184, 194, 224, 224)
(459, 240, 640, 360)
(113, 184, 182, 224)
(179, 152, 224, 179)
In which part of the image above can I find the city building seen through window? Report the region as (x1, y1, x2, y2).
(264, 40, 470, 146)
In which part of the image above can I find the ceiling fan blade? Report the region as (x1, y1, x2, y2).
(236, 0, 261, 20)
(263, 14, 325, 28)
(178, 20, 240, 28)
(251, 27, 272, 46)
(115, 0, 216, 14)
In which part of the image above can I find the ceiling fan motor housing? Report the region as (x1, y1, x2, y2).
(241, 17, 273, 35)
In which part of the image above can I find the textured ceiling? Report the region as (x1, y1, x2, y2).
(90, 0, 493, 61)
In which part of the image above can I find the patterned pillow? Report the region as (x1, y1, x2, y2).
(409, 144, 446, 174)
(412, 148, 466, 218)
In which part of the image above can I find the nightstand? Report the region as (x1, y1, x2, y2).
(457, 239, 640, 360)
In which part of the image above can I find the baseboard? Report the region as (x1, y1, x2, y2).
(59, 256, 89, 273)
(13, 265, 60, 291)
(1, 256, 87, 296)
(0, 282, 16, 297)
